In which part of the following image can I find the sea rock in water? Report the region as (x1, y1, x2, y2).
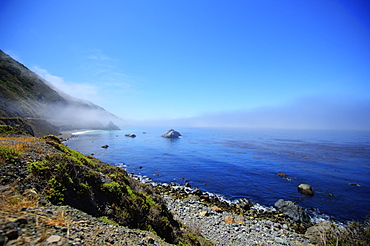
(298, 184, 314, 196)
(101, 145, 109, 148)
(125, 133, 136, 138)
(161, 129, 182, 138)
(274, 199, 310, 222)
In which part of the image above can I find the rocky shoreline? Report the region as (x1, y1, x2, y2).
(162, 194, 311, 245)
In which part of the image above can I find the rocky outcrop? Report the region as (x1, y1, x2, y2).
(298, 184, 314, 196)
(124, 133, 136, 138)
(161, 129, 182, 138)
(305, 221, 338, 243)
(274, 199, 310, 222)
(106, 121, 120, 130)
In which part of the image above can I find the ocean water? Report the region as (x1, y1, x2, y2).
(65, 127, 370, 223)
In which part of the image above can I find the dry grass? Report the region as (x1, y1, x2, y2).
(43, 210, 68, 227)
(0, 183, 39, 213)
(0, 135, 38, 142)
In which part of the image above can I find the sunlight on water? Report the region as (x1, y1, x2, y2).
(66, 127, 370, 222)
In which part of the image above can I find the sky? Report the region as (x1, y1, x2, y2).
(1, 0, 370, 130)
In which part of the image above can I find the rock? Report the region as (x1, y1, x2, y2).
(298, 184, 314, 196)
(274, 199, 310, 222)
(106, 121, 120, 130)
(46, 235, 61, 244)
(225, 216, 235, 224)
(124, 133, 136, 138)
(161, 129, 182, 138)
(277, 173, 290, 179)
(211, 206, 222, 212)
(6, 230, 18, 240)
(200, 211, 208, 217)
(101, 145, 109, 148)
(305, 221, 338, 243)
(238, 198, 252, 210)
(274, 237, 288, 244)
(192, 187, 203, 196)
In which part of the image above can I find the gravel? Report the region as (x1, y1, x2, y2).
(163, 194, 312, 246)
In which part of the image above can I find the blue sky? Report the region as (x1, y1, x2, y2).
(1, 0, 370, 129)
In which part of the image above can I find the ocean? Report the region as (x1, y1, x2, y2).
(65, 127, 370, 223)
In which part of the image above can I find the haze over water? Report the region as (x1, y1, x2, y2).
(66, 127, 370, 223)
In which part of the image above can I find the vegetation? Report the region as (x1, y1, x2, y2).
(0, 146, 21, 164)
(314, 221, 370, 246)
(22, 135, 182, 243)
(0, 50, 67, 118)
(0, 124, 20, 135)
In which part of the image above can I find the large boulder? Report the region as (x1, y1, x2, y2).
(298, 184, 314, 196)
(274, 199, 310, 222)
(161, 129, 182, 138)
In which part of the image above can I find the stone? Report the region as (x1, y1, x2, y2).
(101, 145, 109, 148)
(124, 133, 136, 138)
(274, 237, 287, 244)
(305, 221, 338, 242)
(298, 184, 314, 196)
(225, 216, 235, 224)
(200, 211, 208, 217)
(161, 129, 182, 138)
(6, 230, 19, 240)
(274, 199, 310, 222)
(46, 235, 61, 244)
(238, 198, 252, 210)
(277, 173, 290, 179)
(211, 206, 222, 212)
(192, 187, 203, 196)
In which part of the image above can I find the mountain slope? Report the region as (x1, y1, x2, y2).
(0, 50, 123, 135)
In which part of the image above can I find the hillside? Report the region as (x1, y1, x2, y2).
(0, 130, 213, 245)
(0, 50, 123, 136)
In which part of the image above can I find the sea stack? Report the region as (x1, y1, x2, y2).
(161, 129, 182, 138)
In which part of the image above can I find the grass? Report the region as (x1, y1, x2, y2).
(0, 182, 39, 213)
(0, 146, 21, 164)
(98, 216, 119, 226)
(43, 210, 69, 227)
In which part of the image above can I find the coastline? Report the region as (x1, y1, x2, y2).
(1, 133, 369, 245)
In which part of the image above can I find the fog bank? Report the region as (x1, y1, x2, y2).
(130, 96, 370, 131)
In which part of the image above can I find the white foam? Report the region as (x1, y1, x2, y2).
(72, 130, 100, 135)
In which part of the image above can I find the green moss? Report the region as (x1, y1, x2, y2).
(46, 177, 66, 205)
(126, 185, 137, 199)
(0, 146, 21, 162)
(98, 217, 119, 226)
(27, 161, 50, 175)
(42, 134, 61, 144)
